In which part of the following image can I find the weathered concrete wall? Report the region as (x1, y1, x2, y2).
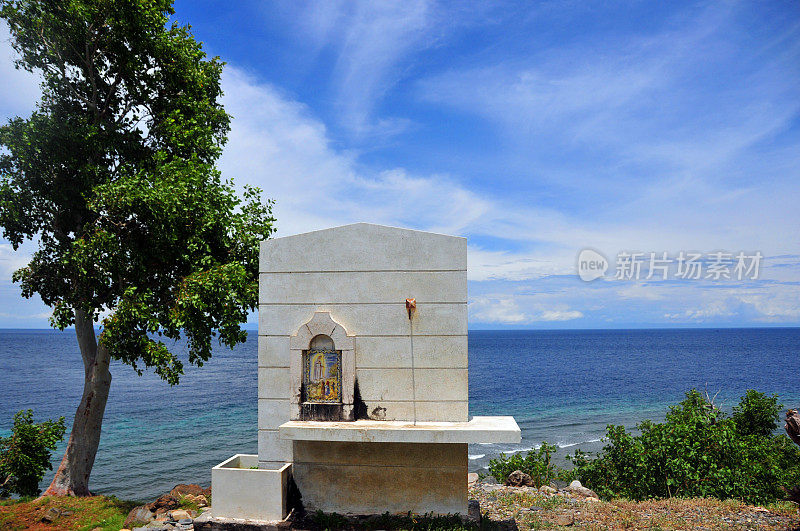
(292, 441, 468, 515)
(258, 223, 468, 467)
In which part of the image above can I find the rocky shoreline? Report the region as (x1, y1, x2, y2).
(123, 484, 211, 530)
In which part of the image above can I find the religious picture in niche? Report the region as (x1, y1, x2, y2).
(304, 349, 341, 403)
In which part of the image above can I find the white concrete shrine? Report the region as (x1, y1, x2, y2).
(209, 223, 520, 522)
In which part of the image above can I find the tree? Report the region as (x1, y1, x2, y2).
(0, 0, 274, 496)
(0, 410, 66, 497)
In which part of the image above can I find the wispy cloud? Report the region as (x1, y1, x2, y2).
(279, 0, 439, 138)
(415, 5, 800, 255)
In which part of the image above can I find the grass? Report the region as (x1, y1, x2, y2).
(0, 495, 140, 530)
(178, 494, 202, 513)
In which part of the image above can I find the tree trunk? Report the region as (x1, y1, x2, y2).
(785, 409, 800, 447)
(783, 410, 800, 504)
(43, 309, 112, 496)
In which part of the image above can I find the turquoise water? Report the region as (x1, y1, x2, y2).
(1, 328, 799, 500)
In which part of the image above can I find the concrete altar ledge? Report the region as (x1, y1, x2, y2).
(278, 415, 521, 444)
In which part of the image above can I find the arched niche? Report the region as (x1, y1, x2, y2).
(303, 334, 341, 404)
(289, 312, 355, 421)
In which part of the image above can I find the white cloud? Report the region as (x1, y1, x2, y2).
(469, 295, 584, 325)
(0, 310, 50, 320)
(0, 243, 30, 279)
(665, 301, 735, 321)
(616, 283, 667, 301)
(470, 297, 527, 325)
(219, 66, 494, 238)
(467, 246, 573, 282)
(539, 310, 583, 321)
(737, 288, 800, 321)
(653, 283, 800, 323)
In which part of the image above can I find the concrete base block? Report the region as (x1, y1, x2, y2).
(292, 441, 468, 515)
(193, 509, 291, 530)
(211, 455, 291, 522)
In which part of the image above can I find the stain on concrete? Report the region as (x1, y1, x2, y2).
(352, 379, 369, 420)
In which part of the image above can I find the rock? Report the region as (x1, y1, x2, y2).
(493, 517, 519, 530)
(194, 494, 208, 507)
(505, 469, 534, 487)
(585, 496, 600, 503)
(467, 499, 481, 523)
(572, 485, 599, 498)
(530, 506, 543, 511)
(566, 479, 599, 498)
(41, 507, 63, 523)
(149, 494, 180, 515)
(124, 505, 155, 528)
(467, 472, 479, 485)
(539, 485, 557, 494)
(555, 513, 575, 526)
(481, 475, 499, 485)
(170, 483, 210, 498)
(170, 509, 191, 520)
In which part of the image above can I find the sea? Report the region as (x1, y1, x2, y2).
(1, 327, 799, 501)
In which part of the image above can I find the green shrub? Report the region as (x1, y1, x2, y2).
(487, 442, 573, 487)
(733, 389, 780, 437)
(0, 410, 66, 497)
(568, 389, 800, 505)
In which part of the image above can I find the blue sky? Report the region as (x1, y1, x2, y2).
(1, 1, 799, 329)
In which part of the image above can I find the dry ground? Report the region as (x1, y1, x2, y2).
(471, 484, 800, 530)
